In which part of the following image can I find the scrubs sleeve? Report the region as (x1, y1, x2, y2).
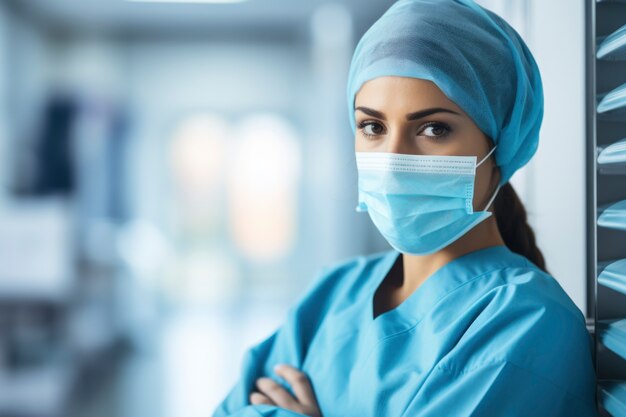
(400, 360, 594, 417)
(212, 265, 337, 417)
(216, 405, 314, 417)
(212, 329, 317, 417)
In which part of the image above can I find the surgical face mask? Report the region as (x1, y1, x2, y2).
(355, 146, 500, 255)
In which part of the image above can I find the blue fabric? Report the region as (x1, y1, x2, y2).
(346, 0, 544, 186)
(212, 245, 597, 416)
(355, 148, 497, 255)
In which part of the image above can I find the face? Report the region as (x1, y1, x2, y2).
(354, 76, 501, 212)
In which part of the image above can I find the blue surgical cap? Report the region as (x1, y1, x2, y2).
(346, 0, 544, 186)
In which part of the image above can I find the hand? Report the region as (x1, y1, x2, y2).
(249, 364, 322, 417)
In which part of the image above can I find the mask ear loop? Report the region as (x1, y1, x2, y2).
(483, 183, 501, 212)
(476, 144, 497, 168)
(476, 145, 499, 212)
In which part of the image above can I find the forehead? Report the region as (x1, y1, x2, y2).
(354, 76, 464, 114)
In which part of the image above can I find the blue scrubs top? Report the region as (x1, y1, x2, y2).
(212, 245, 598, 416)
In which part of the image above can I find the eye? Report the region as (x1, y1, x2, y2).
(419, 122, 452, 138)
(358, 120, 385, 138)
(357, 120, 452, 140)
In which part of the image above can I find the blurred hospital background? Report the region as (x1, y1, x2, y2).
(0, 0, 587, 416)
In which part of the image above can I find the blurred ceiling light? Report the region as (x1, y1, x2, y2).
(126, 0, 248, 4)
(228, 114, 301, 263)
(170, 113, 229, 194)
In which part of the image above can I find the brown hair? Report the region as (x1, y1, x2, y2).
(493, 182, 549, 274)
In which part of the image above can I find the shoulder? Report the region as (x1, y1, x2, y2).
(488, 261, 588, 337)
(440, 260, 595, 402)
(466, 249, 587, 330)
(447, 249, 588, 342)
(469, 261, 590, 363)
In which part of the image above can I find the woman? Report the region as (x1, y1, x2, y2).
(212, 0, 598, 415)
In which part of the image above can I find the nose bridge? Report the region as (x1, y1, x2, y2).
(386, 123, 414, 155)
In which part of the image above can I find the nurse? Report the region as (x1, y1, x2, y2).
(213, 0, 598, 416)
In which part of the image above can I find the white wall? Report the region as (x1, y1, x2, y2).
(526, 0, 587, 316)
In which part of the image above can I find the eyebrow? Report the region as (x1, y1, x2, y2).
(355, 106, 461, 121)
